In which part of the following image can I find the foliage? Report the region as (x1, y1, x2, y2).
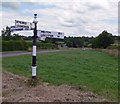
(1, 26, 59, 51)
(1, 26, 118, 49)
(1, 26, 33, 41)
(64, 36, 95, 48)
(2, 40, 58, 51)
(2, 26, 11, 40)
(2, 40, 28, 51)
(25, 41, 58, 50)
(45, 37, 63, 44)
(64, 37, 84, 48)
(36, 42, 58, 49)
(92, 30, 114, 49)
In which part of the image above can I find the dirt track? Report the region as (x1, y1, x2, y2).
(2, 71, 108, 102)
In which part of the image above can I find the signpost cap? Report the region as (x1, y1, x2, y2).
(34, 14, 37, 17)
(33, 14, 38, 23)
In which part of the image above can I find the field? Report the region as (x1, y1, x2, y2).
(2, 49, 118, 101)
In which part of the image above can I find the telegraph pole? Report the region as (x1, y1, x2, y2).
(32, 14, 38, 79)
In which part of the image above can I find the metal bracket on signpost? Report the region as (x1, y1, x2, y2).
(32, 14, 38, 79)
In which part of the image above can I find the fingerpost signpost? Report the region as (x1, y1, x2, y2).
(10, 14, 64, 80)
(11, 14, 38, 80)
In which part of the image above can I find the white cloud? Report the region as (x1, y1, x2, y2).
(1, 0, 118, 37)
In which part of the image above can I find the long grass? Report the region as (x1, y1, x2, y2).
(2, 49, 118, 101)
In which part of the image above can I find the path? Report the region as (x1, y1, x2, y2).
(1, 50, 63, 58)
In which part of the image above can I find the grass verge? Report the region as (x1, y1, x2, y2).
(2, 49, 118, 101)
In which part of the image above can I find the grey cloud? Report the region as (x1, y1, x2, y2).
(59, 17, 78, 27)
(24, 2, 40, 6)
(2, 2, 20, 10)
(87, 4, 106, 10)
(60, 19, 77, 27)
(86, 1, 109, 10)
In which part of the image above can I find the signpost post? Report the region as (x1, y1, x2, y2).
(32, 14, 38, 79)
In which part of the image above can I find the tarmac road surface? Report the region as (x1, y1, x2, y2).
(1, 50, 63, 58)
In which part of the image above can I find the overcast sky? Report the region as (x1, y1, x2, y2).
(0, 0, 118, 37)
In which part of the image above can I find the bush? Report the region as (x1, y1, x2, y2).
(92, 30, 114, 49)
(2, 40, 28, 51)
(37, 42, 58, 49)
(2, 41, 58, 51)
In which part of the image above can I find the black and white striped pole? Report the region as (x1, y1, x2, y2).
(32, 14, 38, 79)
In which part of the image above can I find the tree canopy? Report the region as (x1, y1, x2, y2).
(92, 30, 114, 49)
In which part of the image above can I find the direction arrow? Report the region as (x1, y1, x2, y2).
(10, 26, 25, 32)
(37, 30, 64, 41)
(15, 20, 34, 30)
(10, 26, 33, 32)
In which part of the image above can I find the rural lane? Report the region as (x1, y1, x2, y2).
(1, 50, 63, 58)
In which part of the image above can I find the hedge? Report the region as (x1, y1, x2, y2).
(2, 40, 58, 51)
(2, 40, 28, 51)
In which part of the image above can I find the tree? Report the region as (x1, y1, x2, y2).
(92, 30, 114, 48)
(12, 34, 22, 40)
(2, 26, 11, 40)
(64, 36, 84, 48)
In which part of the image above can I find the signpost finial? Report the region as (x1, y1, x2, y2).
(33, 14, 38, 23)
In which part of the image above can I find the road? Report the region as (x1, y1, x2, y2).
(1, 50, 63, 57)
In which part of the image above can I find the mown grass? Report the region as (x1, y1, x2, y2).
(2, 49, 118, 101)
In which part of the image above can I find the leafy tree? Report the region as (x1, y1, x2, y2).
(2, 26, 11, 40)
(64, 37, 84, 48)
(92, 30, 114, 48)
(12, 34, 20, 40)
(1, 26, 33, 41)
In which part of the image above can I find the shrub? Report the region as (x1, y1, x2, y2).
(2, 41, 58, 51)
(2, 40, 28, 51)
(92, 30, 114, 49)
